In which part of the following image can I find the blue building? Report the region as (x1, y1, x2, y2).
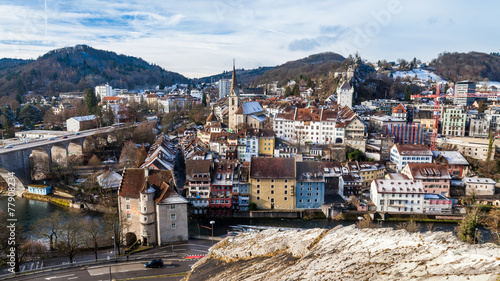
(27, 184, 52, 195)
(295, 162, 325, 209)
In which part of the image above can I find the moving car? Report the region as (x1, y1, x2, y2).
(62, 136, 68, 139)
(145, 259, 163, 268)
(75, 132, 81, 135)
(4, 145, 13, 148)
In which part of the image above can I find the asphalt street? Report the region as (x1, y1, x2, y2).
(2, 239, 212, 281)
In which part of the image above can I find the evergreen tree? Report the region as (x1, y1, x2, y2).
(202, 92, 207, 106)
(19, 104, 43, 124)
(159, 81, 165, 90)
(404, 85, 413, 101)
(84, 88, 98, 114)
(15, 94, 23, 104)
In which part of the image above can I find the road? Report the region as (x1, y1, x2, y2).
(0, 124, 138, 154)
(3, 239, 212, 281)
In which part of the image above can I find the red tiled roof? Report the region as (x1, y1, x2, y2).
(392, 103, 407, 113)
(118, 168, 146, 198)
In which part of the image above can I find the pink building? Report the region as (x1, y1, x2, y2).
(401, 163, 451, 197)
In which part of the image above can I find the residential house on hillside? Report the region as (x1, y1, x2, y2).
(118, 168, 188, 246)
(210, 160, 238, 216)
(338, 174, 364, 200)
(258, 129, 275, 156)
(250, 157, 296, 210)
(140, 134, 178, 171)
(391, 103, 407, 120)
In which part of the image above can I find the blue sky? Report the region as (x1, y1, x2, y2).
(0, 0, 498, 78)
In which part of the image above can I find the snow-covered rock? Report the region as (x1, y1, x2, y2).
(184, 225, 500, 281)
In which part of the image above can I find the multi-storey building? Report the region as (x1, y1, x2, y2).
(209, 160, 237, 216)
(441, 107, 466, 137)
(390, 144, 433, 172)
(218, 79, 231, 99)
(370, 179, 425, 213)
(338, 174, 364, 200)
(345, 161, 386, 188)
(232, 162, 250, 211)
(295, 161, 325, 209)
(273, 105, 363, 145)
(387, 123, 424, 144)
(249, 157, 296, 210)
(258, 129, 275, 156)
(185, 160, 213, 214)
(453, 81, 476, 106)
(401, 163, 451, 197)
(469, 116, 490, 138)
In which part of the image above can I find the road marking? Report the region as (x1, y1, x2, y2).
(44, 274, 75, 280)
(67, 277, 78, 280)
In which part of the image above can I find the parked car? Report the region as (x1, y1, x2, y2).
(145, 259, 163, 268)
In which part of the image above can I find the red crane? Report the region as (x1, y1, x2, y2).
(431, 85, 441, 151)
(410, 85, 442, 151)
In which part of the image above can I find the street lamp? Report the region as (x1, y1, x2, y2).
(209, 221, 215, 246)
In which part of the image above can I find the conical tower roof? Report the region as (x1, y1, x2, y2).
(229, 59, 238, 96)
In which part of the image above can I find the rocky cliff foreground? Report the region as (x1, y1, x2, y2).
(184, 225, 500, 281)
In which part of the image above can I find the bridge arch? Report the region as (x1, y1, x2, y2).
(0, 167, 26, 196)
(51, 143, 69, 167)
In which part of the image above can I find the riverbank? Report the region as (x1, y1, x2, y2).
(22, 192, 114, 213)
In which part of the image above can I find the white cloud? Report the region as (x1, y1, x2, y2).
(0, 0, 499, 77)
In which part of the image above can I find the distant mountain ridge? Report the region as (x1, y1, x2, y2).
(0, 45, 189, 96)
(431, 51, 500, 82)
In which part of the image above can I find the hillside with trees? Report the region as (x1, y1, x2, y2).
(0, 45, 189, 97)
(431, 51, 500, 82)
(253, 52, 345, 87)
(194, 66, 273, 86)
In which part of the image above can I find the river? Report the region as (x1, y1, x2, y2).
(1, 197, 495, 244)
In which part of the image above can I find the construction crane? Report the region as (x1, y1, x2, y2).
(410, 85, 442, 151)
(431, 85, 441, 151)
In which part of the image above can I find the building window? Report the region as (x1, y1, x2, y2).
(271, 190, 274, 194)
(257, 179, 260, 182)
(126, 205, 130, 210)
(271, 185, 274, 189)
(257, 190, 260, 194)
(126, 197, 130, 201)
(144, 217, 147, 222)
(171, 214, 176, 220)
(284, 190, 288, 195)
(143, 207, 147, 212)
(171, 204, 175, 209)
(284, 179, 288, 183)
(285, 185, 288, 189)
(257, 196, 260, 200)
(271, 179, 275, 183)
(257, 185, 260, 188)
(284, 197, 288, 201)
(171, 223, 176, 229)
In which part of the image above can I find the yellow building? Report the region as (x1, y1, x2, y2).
(258, 129, 275, 156)
(250, 157, 296, 210)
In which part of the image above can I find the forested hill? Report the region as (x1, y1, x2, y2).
(252, 52, 345, 87)
(431, 51, 500, 82)
(193, 66, 274, 86)
(0, 45, 189, 96)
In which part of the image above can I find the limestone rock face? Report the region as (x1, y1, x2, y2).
(184, 225, 500, 281)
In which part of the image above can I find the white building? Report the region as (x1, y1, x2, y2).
(95, 84, 112, 100)
(66, 115, 97, 132)
(273, 105, 363, 145)
(390, 144, 433, 172)
(97, 170, 122, 190)
(337, 80, 354, 109)
(464, 177, 496, 196)
(218, 79, 231, 99)
(190, 89, 203, 100)
(370, 179, 425, 213)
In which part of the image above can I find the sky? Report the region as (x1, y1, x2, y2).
(0, 0, 499, 78)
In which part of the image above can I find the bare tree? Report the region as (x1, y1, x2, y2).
(457, 206, 482, 244)
(33, 211, 63, 251)
(84, 218, 108, 261)
(56, 213, 86, 264)
(484, 208, 500, 245)
(396, 219, 420, 233)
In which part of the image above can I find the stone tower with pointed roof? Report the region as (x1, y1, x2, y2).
(228, 59, 240, 131)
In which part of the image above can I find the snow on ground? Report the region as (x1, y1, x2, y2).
(393, 69, 445, 83)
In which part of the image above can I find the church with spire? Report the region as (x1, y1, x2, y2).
(227, 60, 266, 132)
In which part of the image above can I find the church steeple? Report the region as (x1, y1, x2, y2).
(229, 58, 238, 96)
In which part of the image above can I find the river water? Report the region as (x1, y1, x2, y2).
(1, 197, 495, 244)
